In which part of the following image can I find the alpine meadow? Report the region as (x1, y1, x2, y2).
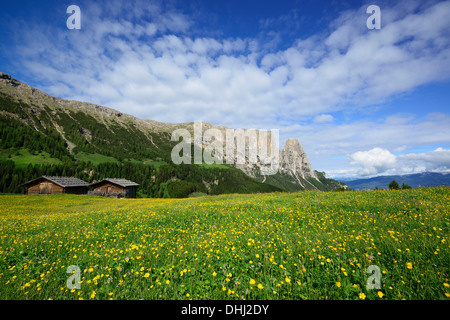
(0, 188, 449, 300)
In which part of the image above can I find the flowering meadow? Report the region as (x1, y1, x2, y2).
(0, 187, 449, 300)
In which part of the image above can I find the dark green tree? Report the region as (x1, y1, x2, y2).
(401, 183, 412, 189)
(389, 180, 400, 190)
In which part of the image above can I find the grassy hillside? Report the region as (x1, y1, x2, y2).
(0, 187, 448, 300)
(0, 92, 175, 162)
(0, 92, 280, 197)
(0, 148, 62, 169)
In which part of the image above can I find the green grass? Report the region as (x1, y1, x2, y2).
(0, 188, 449, 300)
(74, 152, 119, 165)
(74, 152, 169, 168)
(0, 148, 62, 169)
(199, 163, 233, 170)
(142, 158, 167, 168)
(188, 192, 208, 197)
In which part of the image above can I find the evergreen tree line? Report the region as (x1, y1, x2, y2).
(0, 159, 280, 198)
(388, 179, 412, 190)
(0, 117, 72, 162)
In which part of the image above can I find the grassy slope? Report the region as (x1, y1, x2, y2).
(0, 187, 448, 300)
(0, 148, 62, 169)
(74, 151, 119, 165)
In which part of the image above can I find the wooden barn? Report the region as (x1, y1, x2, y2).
(88, 178, 139, 198)
(21, 176, 90, 195)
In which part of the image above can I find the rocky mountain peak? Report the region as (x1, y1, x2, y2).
(284, 138, 305, 154)
(279, 138, 319, 187)
(0, 72, 21, 87)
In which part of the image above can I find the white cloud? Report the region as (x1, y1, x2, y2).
(349, 148, 397, 176)
(399, 147, 450, 172)
(313, 114, 334, 124)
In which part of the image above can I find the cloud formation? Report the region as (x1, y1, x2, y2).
(344, 147, 450, 177)
(7, 0, 450, 127)
(399, 147, 450, 173)
(350, 147, 397, 176)
(3, 0, 450, 178)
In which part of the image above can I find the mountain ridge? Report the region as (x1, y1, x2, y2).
(343, 172, 450, 190)
(0, 71, 346, 195)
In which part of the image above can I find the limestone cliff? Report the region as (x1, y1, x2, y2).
(279, 138, 318, 188)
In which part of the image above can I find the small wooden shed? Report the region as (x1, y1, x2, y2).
(21, 176, 90, 195)
(89, 178, 139, 198)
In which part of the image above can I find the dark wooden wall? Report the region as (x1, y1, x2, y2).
(93, 182, 137, 198)
(26, 179, 88, 195)
(93, 182, 126, 193)
(27, 181, 63, 195)
(65, 186, 88, 194)
(127, 186, 137, 198)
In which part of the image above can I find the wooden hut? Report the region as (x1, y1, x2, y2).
(21, 176, 89, 195)
(89, 178, 139, 198)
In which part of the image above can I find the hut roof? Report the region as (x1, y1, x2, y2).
(21, 176, 90, 188)
(90, 178, 139, 188)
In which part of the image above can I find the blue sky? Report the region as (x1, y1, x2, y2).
(1, 0, 449, 178)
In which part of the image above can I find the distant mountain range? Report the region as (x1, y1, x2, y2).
(0, 71, 345, 196)
(341, 172, 450, 190)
